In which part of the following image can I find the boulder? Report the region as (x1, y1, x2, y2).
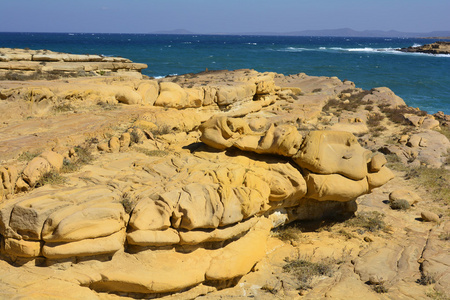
(137, 80, 159, 105)
(369, 153, 387, 172)
(293, 131, 371, 181)
(39, 150, 64, 171)
(155, 82, 189, 109)
(389, 190, 421, 206)
(421, 211, 440, 222)
(305, 173, 369, 202)
(21, 157, 52, 187)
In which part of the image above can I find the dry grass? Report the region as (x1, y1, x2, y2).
(343, 211, 390, 233)
(17, 150, 41, 162)
(35, 171, 67, 187)
(61, 145, 94, 173)
(134, 147, 169, 157)
(404, 167, 450, 205)
(283, 257, 334, 290)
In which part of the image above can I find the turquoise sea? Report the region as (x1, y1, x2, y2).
(1, 32, 449, 114)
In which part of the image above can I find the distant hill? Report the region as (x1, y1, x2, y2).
(151, 29, 195, 35)
(152, 28, 450, 38)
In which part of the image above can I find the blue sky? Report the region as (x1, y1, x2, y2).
(1, 0, 449, 33)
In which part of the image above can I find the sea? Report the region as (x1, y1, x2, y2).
(1, 32, 449, 114)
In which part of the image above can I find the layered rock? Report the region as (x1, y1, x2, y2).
(0, 48, 147, 79)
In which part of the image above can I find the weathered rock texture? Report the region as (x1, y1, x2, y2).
(0, 49, 449, 299)
(0, 48, 147, 80)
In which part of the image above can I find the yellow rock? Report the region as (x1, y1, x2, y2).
(293, 131, 371, 181)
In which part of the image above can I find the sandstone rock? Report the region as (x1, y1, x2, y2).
(369, 153, 387, 172)
(9, 196, 70, 240)
(21, 157, 52, 187)
(137, 80, 159, 105)
(129, 198, 172, 231)
(97, 142, 109, 152)
(90, 249, 212, 294)
(213, 82, 256, 106)
(119, 132, 131, 150)
(109, 136, 120, 153)
(42, 229, 126, 259)
(293, 131, 371, 181)
(155, 81, 189, 109)
(305, 173, 369, 202)
(421, 211, 440, 222)
(200, 116, 302, 157)
(4, 238, 41, 257)
(366, 166, 394, 190)
(42, 204, 127, 242)
(39, 150, 64, 171)
(205, 217, 271, 280)
(389, 190, 421, 206)
(115, 88, 142, 105)
(127, 228, 180, 246)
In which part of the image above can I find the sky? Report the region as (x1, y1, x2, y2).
(1, 0, 449, 34)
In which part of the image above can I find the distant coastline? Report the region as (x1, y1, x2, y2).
(150, 28, 450, 38)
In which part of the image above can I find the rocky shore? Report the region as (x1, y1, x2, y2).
(0, 48, 449, 299)
(398, 41, 450, 55)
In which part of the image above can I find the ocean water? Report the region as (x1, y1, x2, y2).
(1, 32, 449, 114)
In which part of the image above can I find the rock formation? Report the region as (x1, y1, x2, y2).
(398, 41, 450, 55)
(0, 49, 449, 299)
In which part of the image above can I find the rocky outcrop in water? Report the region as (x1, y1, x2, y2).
(398, 41, 450, 54)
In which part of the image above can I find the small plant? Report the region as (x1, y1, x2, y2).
(97, 101, 118, 110)
(120, 193, 135, 214)
(344, 211, 390, 233)
(53, 103, 74, 113)
(312, 88, 322, 93)
(134, 147, 168, 157)
(35, 171, 67, 187)
(426, 289, 450, 300)
(417, 274, 436, 286)
(61, 145, 93, 173)
(17, 150, 40, 162)
(273, 225, 303, 243)
(439, 232, 450, 241)
(366, 113, 385, 127)
(372, 283, 388, 293)
(283, 257, 334, 290)
(389, 199, 411, 210)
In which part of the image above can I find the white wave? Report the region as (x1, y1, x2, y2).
(412, 43, 422, 47)
(153, 74, 178, 79)
(245, 43, 257, 45)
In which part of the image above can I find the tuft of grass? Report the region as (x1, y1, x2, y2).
(97, 101, 118, 110)
(439, 232, 450, 241)
(427, 290, 450, 300)
(417, 274, 436, 286)
(372, 283, 389, 293)
(283, 257, 334, 291)
(390, 199, 411, 210)
(312, 88, 322, 93)
(35, 171, 67, 187)
(134, 147, 168, 157)
(53, 103, 74, 113)
(120, 193, 136, 214)
(404, 167, 450, 205)
(17, 150, 41, 162)
(61, 146, 94, 173)
(381, 105, 427, 125)
(343, 211, 390, 233)
(273, 225, 303, 243)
